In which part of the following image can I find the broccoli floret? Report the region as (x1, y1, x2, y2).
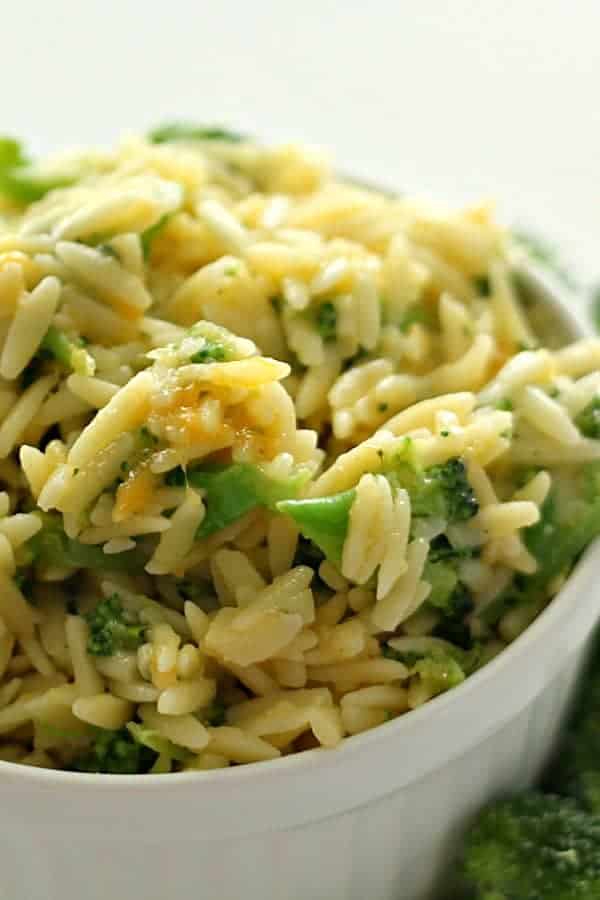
(423, 559, 475, 648)
(423, 559, 459, 609)
(473, 275, 491, 297)
(551, 719, 600, 816)
(548, 641, 600, 814)
(426, 459, 479, 522)
(390, 456, 479, 523)
(190, 339, 228, 364)
(524, 466, 600, 591)
(315, 302, 337, 341)
(460, 792, 600, 899)
(85, 595, 146, 657)
(279, 458, 478, 566)
(203, 702, 227, 727)
(481, 465, 600, 628)
(71, 727, 156, 774)
(410, 653, 466, 697)
(575, 398, 600, 440)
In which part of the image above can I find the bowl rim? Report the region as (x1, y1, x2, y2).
(0, 260, 594, 791)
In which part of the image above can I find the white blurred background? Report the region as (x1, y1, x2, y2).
(3, 0, 598, 286)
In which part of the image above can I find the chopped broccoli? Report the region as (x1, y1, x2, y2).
(140, 213, 172, 260)
(203, 702, 227, 727)
(148, 123, 244, 144)
(460, 792, 600, 899)
(423, 559, 473, 624)
(27, 513, 147, 574)
(85, 595, 146, 656)
(315, 302, 337, 341)
(40, 326, 94, 376)
(126, 722, 190, 765)
(71, 727, 156, 774)
(388, 456, 479, 523)
(0, 137, 75, 204)
(481, 466, 600, 628)
(410, 653, 466, 697)
(190, 339, 229, 364)
(397, 305, 436, 333)
(525, 466, 600, 590)
(277, 490, 356, 563)
(188, 462, 310, 539)
(473, 275, 491, 297)
(165, 466, 186, 487)
(279, 457, 478, 565)
(551, 718, 600, 816)
(575, 397, 600, 440)
(548, 641, 600, 814)
(423, 559, 459, 610)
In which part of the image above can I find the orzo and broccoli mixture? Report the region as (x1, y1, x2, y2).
(0, 125, 598, 774)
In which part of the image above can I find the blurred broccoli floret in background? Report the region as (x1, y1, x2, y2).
(546, 636, 600, 815)
(454, 634, 600, 899)
(460, 791, 600, 899)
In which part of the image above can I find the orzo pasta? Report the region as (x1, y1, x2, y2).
(0, 126, 597, 773)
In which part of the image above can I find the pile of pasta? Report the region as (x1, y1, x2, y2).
(0, 127, 597, 773)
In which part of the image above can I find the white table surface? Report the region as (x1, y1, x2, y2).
(3, 0, 598, 288)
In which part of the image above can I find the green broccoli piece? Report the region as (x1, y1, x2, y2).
(386, 452, 478, 522)
(473, 275, 491, 297)
(203, 702, 227, 727)
(148, 123, 244, 144)
(85, 595, 146, 657)
(190, 339, 229, 364)
(524, 465, 600, 590)
(547, 640, 600, 814)
(0, 137, 75, 204)
(397, 305, 436, 333)
(575, 398, 600, 440)
(410, 653, 466, 697)
(40, 326, 94, 376)
(421, 537, 476, 647)
(423, 559, 459, 610)
(315, 302, 337, 341)
(27, 513, 147, 574)
(480, 465, 600, 628)
(551, 718, 600, 816)
(71, 727, 156, 774)
(126, 723, 190, 765)
(189, 462, 310, 540)
(279, 457, 478, 565)
(140, 213, 172, 260)
(277, 490, 356, 563)
(460, 792, 600, 899)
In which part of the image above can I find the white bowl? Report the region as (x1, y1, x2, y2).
(0, 264, 597, 900)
